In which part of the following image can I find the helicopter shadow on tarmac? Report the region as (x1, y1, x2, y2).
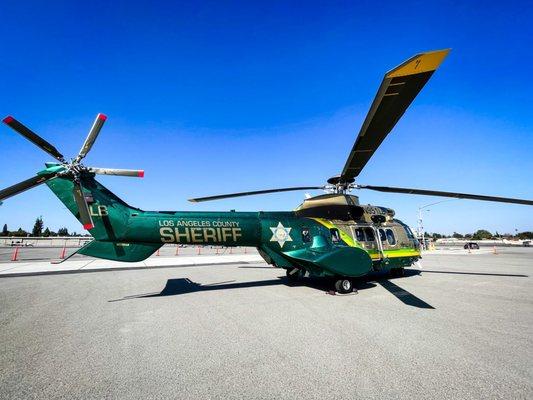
(109, 268, 436, 309)
(373, 272, 433, 309)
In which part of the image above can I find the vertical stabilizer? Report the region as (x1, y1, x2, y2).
(46, 176, 136, 242)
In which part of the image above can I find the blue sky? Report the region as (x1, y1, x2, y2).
(0, 1, 532, 234)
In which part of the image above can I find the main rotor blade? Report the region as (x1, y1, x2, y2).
(73, 182, 94, 230)
(189, 186, 325, 203)
(0, 173, 57, 202)
(357, 185, 533, 206)
(340, 49, 450, 182)
(77, 113, 107, 161)
(89, 167, 144, 177)
(2, 116, 65, 162)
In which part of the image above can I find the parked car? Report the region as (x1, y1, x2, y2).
(464, 242, 479, 249)
(9, 240, 34, 247)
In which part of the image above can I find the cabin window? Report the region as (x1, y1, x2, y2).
(378, 228, 386, 242)
(386, 229, 396, 245)
(330, 228, 341, 243)
(354, 228, 365, 242)
(301, 228, 311, 243)
(364, 227, 375, 241)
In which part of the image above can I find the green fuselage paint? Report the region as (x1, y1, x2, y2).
(45, 173, 420, 277)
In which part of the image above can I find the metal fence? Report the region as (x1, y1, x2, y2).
(0, 236, 92, 247)
(0, 238, 257, 263)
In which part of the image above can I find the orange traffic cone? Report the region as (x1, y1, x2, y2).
(11, 247, 19, 261)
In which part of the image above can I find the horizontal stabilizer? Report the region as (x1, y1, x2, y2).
(77, 241, 162, 262)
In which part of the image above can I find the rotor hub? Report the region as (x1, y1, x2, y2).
(325, 175, 355, 194)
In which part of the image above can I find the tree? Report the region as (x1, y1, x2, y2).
(57, 227, 69, 236)
(1, 224, 7, 236)
(43, 227, 51, 237)
(452, 232, 464, 239)
(13, 228, 28, 237)
(472, 229, 493, 240)
(32, 217, 44, 237)
(517, 231, 533, 240)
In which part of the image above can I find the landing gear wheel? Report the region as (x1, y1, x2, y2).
(286, 268, 299, 282)
(334, 278, 353, 294)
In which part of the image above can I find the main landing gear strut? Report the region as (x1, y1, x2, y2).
(286, 268, 300, 282)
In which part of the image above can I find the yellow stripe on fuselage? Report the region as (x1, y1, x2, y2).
(310, 218, 357, 247)
(368, 249, 421, 260)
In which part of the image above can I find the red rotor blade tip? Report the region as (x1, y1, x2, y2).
(83, 223, 94, 230)
(97, 113, 107, 121)
(3, 116, 14, 124)
(138, 171, 145, 177)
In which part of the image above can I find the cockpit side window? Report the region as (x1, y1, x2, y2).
(364, 227, 375, 241)
(386, 229, 396, 245)
(330, 228, 341, 243)
(355, 228, 365, 242)
(378, 228, 386, 242)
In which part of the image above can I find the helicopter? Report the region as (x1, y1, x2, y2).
(1, 49, 531, 293)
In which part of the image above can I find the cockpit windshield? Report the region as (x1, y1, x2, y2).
(394, 219, 415, 239)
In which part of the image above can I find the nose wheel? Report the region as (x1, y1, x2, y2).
(334, 278, 353, 294)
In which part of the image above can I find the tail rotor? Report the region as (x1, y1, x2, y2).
(0, 113, 144, 230)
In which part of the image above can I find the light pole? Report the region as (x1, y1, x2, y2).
(417, 199, 458, 250)
(417, 207, 428, 248)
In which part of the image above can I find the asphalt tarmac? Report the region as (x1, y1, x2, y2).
(0, 248, 531, 399)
